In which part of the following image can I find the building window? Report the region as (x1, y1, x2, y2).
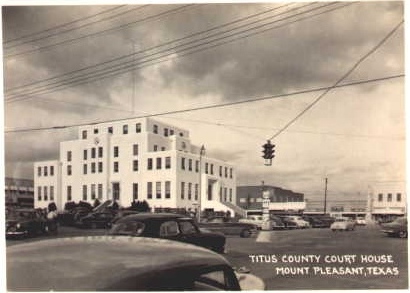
(91, 184, 96, 200)
(44, 186, 48, 201)
(50, 166, 54, 176)
(181, 157, 186, 170)
(50, 186, 54, 201)
(91, 148, 96, 159)
(229, 189, 232, 202)
(161, 147, 165, 151)
(165, 181, 171, 199)
(108, 126, 113, 134)
(113, 183, 120, 200)
(147, 158, 153, 170)
(397, 193, 402, 202)
(98, 184, 103, 199)
(37, 186, 42, 201)
(91, 162, 96, 173)
(164, 128, 169, 137)
(181, 182, 185, 199)
(170, 129, 174, 136)
(165, 157, 171, 169)
(98, 162, 103, 173)
(156, 158, 162, 169)
(98, 147, 103, 158)
(195, 160, 199, 173)
(67, 151, 72, 162)
(188, 159, 192, 171)
(219, 187, 223, 202)
(44, 166, 48, 176)
(205, 163, 208, 174)
(147, 182, 152, 199)
(208, 184, 212, 201)
(113, 146, 119, 158)
(156, 182, 161, 199)
(387, 193, 392, 202)
(83, 149, 87, 160)
(113, 162, 119, 173)
(210, 164, 214, 175)
(378, 193, 383, 202)
(123, 124, 128, 134)
(179, 132, 184, 137)
(219, 166, 222, 177)
(67, 165, 72, 176)
(37, 166, 41, 177)
(133, 144, 139, 156)
(225, 167, 228, 178)
(154, 145, 158, 152)
(195, 184, 198, 201)
(188, 183, 192, 200)
(133, 160, 139, 172)
(133, 183, 138, 200)
(94, 128, 99, 134)
(83, 164, 87, 175)
(67, 186, 72, 201)
(83, 185, 87, 201)
(230, 168, 233, 179)
(82, 130, 87, 139)
(224, 188, 227, 202)
(136, 123, 141, 133)
(153, 124, 158, 134)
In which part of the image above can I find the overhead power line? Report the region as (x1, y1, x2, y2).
(4, 5, 150, 49)
(268, 19, 404, 141)
(6, 2, 351, 102)
(4, 4, 198, 59)
(5, 2, 296, 94)
(3, 5, 127, 44)
(4, 74, 404, 134)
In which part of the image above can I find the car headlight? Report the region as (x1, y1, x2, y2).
(16, 223, 21, 229)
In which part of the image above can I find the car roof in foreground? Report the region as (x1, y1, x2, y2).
(7, 236, 229, 291)
(117, 212, 192, 222)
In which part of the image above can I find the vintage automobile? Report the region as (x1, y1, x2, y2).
(355, 217, 367, 226)
(277, 216, 298, 229)
(270, 215, 286, 230)
(330, 217, 356, 231)
(285, 216, 310, 229)
(109, 209, 141, 227)
(6, 208, 48, 238)
(302, 216, 328, 228)
(109, 213, 226, 253)
(238, 215, 267, 230)
(381, 217, 407, 238)
(7, 236, 265, 291)
(198, 216, 258, 237)
(77, 211, 116, 229)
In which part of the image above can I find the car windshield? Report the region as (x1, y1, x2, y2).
(110, 221, 145, 236)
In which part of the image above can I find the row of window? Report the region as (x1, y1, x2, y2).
(377, 193, 402, 202)
(81, 123, 185, 139)
(181, 157, 233, 179)
(37, 186, 55, 201)
(37, 166, 55, 177)
(82, 184, 104, 201)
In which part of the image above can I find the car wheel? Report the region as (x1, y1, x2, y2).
(240, 229, 251, 238)
(399, 231, 407, 238)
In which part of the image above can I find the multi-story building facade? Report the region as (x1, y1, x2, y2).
(236, 185, 305, 216)
(368, 181, 406, 221)
(5, 177, 35, 208)
(34, 118, 236, 214)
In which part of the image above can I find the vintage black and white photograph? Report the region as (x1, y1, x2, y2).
(2, 0, 407, 291)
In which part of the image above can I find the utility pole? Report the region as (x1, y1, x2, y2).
(323, 177, 328, 215)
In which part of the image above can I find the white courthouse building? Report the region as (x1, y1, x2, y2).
(34, 118, 237, 214)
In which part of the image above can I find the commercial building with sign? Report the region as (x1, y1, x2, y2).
(236, 185, 305, 216)
(34, 118, 237, 214)
(368, 181, 406, 221)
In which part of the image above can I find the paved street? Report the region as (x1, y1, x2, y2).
(6, 223, 408, 290)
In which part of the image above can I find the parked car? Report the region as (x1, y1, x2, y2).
(285, 216, 310, 228)
(7, 236, 265, 291)
(355, 217, 367, 226)
(109, 209, 141, 227)
(330, 217, 356, 231)
(381, 217, 407, 238)
(198, 216, 258, 238)
(238, 215, 267, 230)
(270, 215, 286, 230)
(77, 211, 116, 229)
(302, 216, 327, 228)
(109, 213, 226, 253)
(6, 208, 48, 238)
(277, 216, 298, 229)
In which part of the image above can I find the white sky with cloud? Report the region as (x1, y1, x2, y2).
(2, 1, 405, 203)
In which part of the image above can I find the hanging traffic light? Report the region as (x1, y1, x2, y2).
(262, 140, 275, 166)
